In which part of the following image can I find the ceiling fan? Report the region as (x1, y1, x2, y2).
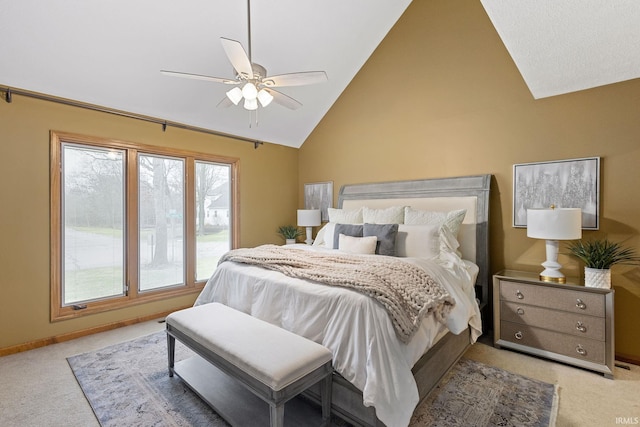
(161, 0, 327, 112)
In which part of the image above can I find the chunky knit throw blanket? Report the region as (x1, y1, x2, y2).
(219, 245, 455, 343)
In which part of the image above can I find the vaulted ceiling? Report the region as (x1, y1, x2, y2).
(1, 1, 638, 148)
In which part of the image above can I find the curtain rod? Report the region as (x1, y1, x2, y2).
(0, 86, 264, 149)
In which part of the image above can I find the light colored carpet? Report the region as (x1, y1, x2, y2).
(66, 331, 557, 427)
(1, 318, 639, 427)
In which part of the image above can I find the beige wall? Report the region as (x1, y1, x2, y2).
(299, 0, 640, 361)
(0, 95, 298, 350)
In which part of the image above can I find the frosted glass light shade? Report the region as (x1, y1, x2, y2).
(226, 87, 243, 105)
(241, 82, 258, 100)
(527, 208, 582, 240)
(243, 97, 258, 110)
(257, 89, 273, 107)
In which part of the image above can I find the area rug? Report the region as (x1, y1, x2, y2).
(68, 331, 558, 427)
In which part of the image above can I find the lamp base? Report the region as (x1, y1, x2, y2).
(538, 239, 566, 284)
(304, 226, 313, 245)
(539, 274, 566, 284)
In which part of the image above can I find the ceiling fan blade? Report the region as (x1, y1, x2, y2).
(220, 37, 254, 80)
(161, 70, 237, 85)
(269, 89, 303, 110)
(261, 71, 328, 87)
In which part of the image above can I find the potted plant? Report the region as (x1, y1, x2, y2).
(567, 239, 640, 288)
(277, 225, 303, 244)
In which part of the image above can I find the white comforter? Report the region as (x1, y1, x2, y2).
(194, 245, 482, 427)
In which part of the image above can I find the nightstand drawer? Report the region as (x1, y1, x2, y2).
(500, 321, 605, 364)
(499, 280, 605, 317)
(501, 301, 605, 341)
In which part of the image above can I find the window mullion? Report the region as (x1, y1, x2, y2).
(127, 149, 139, 299)
(185, 157, 196, 287)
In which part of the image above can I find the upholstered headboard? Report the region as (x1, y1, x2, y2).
(338, 175, 491, 316)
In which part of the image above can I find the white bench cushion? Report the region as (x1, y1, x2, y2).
(166, 303, 333, 391)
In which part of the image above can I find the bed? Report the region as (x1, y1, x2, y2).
(194, 174, 491, 427)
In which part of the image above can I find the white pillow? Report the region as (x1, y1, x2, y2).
(403, 207, 466, 237)
(328, 207, 363, 224)
(338, 234, 377, 254)
(312, 224, 328, 247)
(395, 224, 441, 259)
(363, 206, 405, 224)
(320, 223, 337, 248)
(395, 224, 462, 259)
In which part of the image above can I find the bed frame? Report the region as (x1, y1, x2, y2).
(304, 174, 492, 426)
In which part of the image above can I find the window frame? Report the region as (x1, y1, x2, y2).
(50, 131, 239, 321)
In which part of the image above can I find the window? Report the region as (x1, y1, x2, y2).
(50, 131, 238, 320)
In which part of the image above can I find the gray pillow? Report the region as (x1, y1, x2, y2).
(363, 223, 399, 256)
(333, 224, 364, 249)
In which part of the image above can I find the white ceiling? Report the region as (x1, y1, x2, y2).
(2, 1, 639, 148)
(480, 0, 640, 99)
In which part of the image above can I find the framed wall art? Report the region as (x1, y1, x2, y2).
(513, 157, 600, 229)
(304, 181, 333, 222)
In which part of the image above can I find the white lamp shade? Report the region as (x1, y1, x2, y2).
(257, 89, 274, 107)
(226, 87, 243, 105)
(297, 209, 321, 227)
(243, 97, 258, 110)
(527, 208, 582, 240)
(241, 82, 258, 100)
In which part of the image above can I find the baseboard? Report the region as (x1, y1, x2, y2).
(0, 305, 191, 357)
(615, 353, 640, 367)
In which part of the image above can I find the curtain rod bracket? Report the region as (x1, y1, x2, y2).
(254, 140, 262, 149)
(162, 121, 167, 132)
(4, 88, 12, 103)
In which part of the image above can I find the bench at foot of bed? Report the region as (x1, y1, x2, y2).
(166, 303, 333, 427)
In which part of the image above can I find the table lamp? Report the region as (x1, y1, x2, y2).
(527, 206, 582, 283)
(297, 209, 321, 245)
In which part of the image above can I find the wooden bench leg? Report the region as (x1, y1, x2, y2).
(269, 402, 284, 427)
(167, 332, 175, 377)
(320, 374, 332, 421)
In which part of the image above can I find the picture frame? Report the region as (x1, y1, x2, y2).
(513, 157, 600, 229)
(304, 181, 333, 223)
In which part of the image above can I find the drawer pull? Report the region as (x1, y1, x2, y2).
(576, 321, 587, 333)
(514, 331, 523, 340)
(575, 299, 587, 310)
(516, 290, 524, 300)
(516, 307, 525, 315)
(576, 344, 587, 356)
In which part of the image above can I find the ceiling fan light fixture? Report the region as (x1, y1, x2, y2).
(241, 82, 258, 100)
(244, 97, 258, 110)
(226, 87, 243, 105)
(257, 89, 274, 107)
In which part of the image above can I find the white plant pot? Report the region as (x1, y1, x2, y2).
(285, 239, 296, 245)
(584, 267, 611, 289)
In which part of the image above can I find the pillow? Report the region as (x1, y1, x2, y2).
(327, 207, 363, 224)
(338, 234, 377, 255)
(332, 224, 364, 249)
(363, 223, 399, 256)
(403, 207, 467, 237)
(312, 223, 328, 246)
(363, 206, 405, 224)
(395, 224, 442, 259)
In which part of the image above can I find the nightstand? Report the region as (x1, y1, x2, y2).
(493, 270, 614, 379)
